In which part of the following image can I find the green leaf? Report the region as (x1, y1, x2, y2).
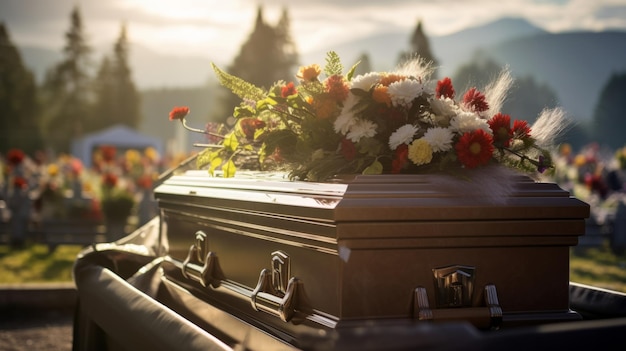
(223, 132, 239, 151)
(323, 51, 343, 77)
(223, 159, 236, 178)
(196, 148, 212, 169)
(211, 63, 266, 101)
(346, 60, 360, 81)
(362, 160, 383, 175)
(208, 157, 223, 176)
(358, 138, 383, 156)
(233, 106, 254, 118)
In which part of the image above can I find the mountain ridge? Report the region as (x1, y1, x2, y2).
(16, 17, 626, 122)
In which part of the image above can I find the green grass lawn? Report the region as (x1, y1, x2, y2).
(570, 243, 626, 293)
(1, 243, 626, 294)
(0, 244, 84, 283)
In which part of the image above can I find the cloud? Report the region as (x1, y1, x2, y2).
(2, 0, 625, 63)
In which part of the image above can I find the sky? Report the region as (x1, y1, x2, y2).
(2, 0, 626, 65)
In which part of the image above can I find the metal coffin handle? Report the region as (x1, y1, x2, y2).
(413, 284, 503, 330)
(181, 231, 224, 288)
(250, 268, 302, 322)
(180, 243, 304, 323)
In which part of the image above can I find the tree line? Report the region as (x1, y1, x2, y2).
(2, 5, 624, 157)
(1, 6, 140, 155)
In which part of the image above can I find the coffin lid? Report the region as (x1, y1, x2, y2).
(154, 169, 590, 222)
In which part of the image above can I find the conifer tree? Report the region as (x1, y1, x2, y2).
(398, 20, 438, 76)
(212, 6, 299, 122)
(92, 56, 116, 130)
(40, 6, 93, 152)
(0, 23, 42, 154)
(275, 8, 299, 78)
(592, 72, 626, 149)
(353, 52, 373, 77)
(92, 23, 141, 130)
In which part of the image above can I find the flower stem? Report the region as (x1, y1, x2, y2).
(181, 119, 225, 139)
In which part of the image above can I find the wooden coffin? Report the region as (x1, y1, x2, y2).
(153, 170, 589, 340)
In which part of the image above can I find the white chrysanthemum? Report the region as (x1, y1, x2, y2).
(388, 124, 419, 150)
(351, 72, 382, 91)
(430, 97, 458, 117)
(423, 127, 454, 152)
(388, 79, 424, 108)
(334, 93, 359, 135)
(450, 111, 492, 135)
(346, 119, 377, 142)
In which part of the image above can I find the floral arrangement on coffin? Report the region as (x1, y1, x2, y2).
(170, 52, 567, 183)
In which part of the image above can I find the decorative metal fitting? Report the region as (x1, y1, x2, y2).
(432, 265, 476, 308)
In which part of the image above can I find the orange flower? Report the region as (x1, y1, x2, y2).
(296, 64, 321, 82)
(372, 86, 391, 107)
(324, 75, 350, 102)
(455, 129, 494, 169)
(313, 94, 339, 119)
(379, 74, 404, 87)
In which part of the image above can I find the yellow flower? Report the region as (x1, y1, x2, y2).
(296, 64, 321, 82)
(408, 138, 433, 166)
(47, 164, 59, 177)
(125, 149, 141, 164)
(559, 143, 572, 157)
(144, 147, 160, 163)
(574, 154, 587, 167)
(372, 86, 391, 107)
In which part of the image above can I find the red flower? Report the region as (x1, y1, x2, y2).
(239, 118, 266, 139)
(488, 113, 512, 147)
(102, 173, 118, 188)
(340, 138, 356, 161)
(137, 174, 153, 189)
(70, 158, 83, 175)
(584, 173, 608, 199)
(13, 176, 28, 190)
(436, 77, 455, 99)
(462, 88, 489, 112)
(391, 144, 409, 173)
(281, 82, 297, 98)
(6, 149, 25, 166)
(455, 129, 494, 169)
(169, 106, 190, 121)
(512, 120, 531, 140)
(100, 145, 117, 163)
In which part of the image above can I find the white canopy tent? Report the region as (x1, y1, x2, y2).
(71, 125, 164, 168)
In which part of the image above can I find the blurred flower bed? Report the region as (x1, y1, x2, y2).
(1, 141, 625, 247)
(0, 146, 191, 233)
(549, 143, 626, 233)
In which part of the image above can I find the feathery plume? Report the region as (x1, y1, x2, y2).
(531, 107, 570, 148)
(484, 67, 513, 117)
